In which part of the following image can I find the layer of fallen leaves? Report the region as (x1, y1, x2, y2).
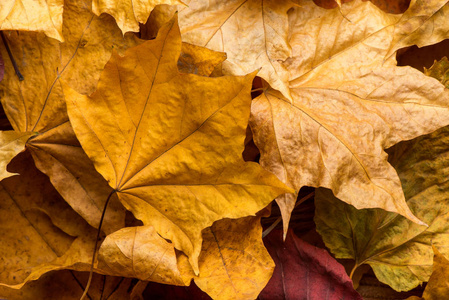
(2, 0, 449, 299)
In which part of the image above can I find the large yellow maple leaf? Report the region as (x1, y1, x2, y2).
(65, 16, 290, 273)
(178, 0, 294, 100)
(250, 0, 449, 231)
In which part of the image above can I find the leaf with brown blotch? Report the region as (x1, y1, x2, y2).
(179, 0, 295, 100)
(0, 131, 34, 181)
(0, 151, 96, 289)
(91, 0, 184, 34)
(65, 16, 291, 273)
(368, 0, 411, 13)
(260, 230, 362, 300)
(314, 121, 449, 291)
(98, 226, 184, 285)
(385, 0, 449, 59)
(250, 0, 449, 233)
(177, 216, 274, 300)
(0, 0, 64, 41)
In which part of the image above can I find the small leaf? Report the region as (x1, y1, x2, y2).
(177, 216, 275, 300)
(92, 0, 184, 34)
(98, 226, 184, 285)
(260, 230, 362, 300)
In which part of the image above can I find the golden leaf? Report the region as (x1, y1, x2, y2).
(91, 0, 184, 34)
(0, 152, 95, 289)
(385, 0, 449, 58)
(0, 0, 140, 233)
(407, 247, 449, 300)
(177, 216, 274, 300)
(250, 0, 449, 232)
(179, 0, 294, 100)
(0, 0, 64, 41)
(65, 16, 291, 273)
(98, 226, 184, 285)
(0, 131, 34, 181)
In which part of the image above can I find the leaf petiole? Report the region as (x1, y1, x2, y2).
(80, 189, 117, 300)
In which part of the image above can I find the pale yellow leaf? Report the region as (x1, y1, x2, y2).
(179, 0, 294, 100)
(0, 0, 64, 41)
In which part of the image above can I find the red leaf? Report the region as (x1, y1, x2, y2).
(260, 230, 362, 300)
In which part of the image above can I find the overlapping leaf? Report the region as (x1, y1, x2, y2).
(98, 225, 184, 285)
(92, 0, 183, 34)
(386, 0, 449, 58)
(0, 152, 96, 289)
(0, 131, 34, 181)
(0, 0, 141, 233)
(250, 0, 449, 232)
(179, 0, 294, 100)
(406, 247, 449, 300)
(177, 216, 274, 300)
(314, 117, 449, 291)
(65, 16, 290, 273)
(0, 0, 64, 41)
(260, 230, 362, 300)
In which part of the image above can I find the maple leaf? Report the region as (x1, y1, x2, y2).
(250, 0, 449, 232)
(314, 118, 449, 291)
(0, 152, 96, 289)
(92, 0, 184, 34)
(65, 16, 291, 273)
(385, 0, 449, 58)
(0, 0, 141, 233)
(178, 0, 294, 100)
(98, 225, 184, 285)
(260, 230, 362, 300)
(0, 0, 64, 41)
(177, 215, 274, 300)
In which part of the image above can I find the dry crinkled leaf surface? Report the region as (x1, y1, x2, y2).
(0, 0, 64, 41)
(406, 247, 449, 300)
(177, 216, 274, 300)
(92, 0, 184, 34)
(0, 0, 141, 233)
(0, 152, 96, 289)
(250, 0, 449, 233)
(260, 230, 362, 300)
(314, 118, 449, 291)
(98, 225, 184, 285)
(178, 0, 294, 100)
(65, 16, 290, 273)
(385, 0, 449, 58)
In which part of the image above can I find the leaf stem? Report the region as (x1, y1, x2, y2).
(349, 263, 358, 280)
(80, 189, 116, 300)
(262, 191, 315, 238)
(1, 32, 24, 81)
